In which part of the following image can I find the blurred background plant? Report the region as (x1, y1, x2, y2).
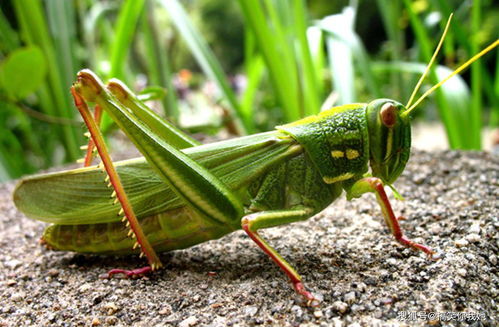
(0, 0, 497, 182)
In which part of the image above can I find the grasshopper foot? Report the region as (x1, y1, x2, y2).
(397, 235, 436, 258)
(104, 266, 152, 278)
(294, 281, 320, 307)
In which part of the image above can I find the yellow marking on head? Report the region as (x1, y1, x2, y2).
(346, 149, 359, 160)
(323, 172, 354, 184)
(331, 150, 344, 158)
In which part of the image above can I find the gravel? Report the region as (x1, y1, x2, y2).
(0, 150, 497, 326)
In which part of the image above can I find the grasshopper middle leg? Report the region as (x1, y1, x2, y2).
(241, 207, 319, 306)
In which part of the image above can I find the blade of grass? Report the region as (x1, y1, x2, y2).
(158, 0, 248, 135)
(109, 0, 145, 80)
(237, 0, 301, 123)
(320, 5, 381, 104)
(323, 19, 355, 104)
(46, 0, 79, 110)
(292, 0, 321, 116)
(376, 0, 408, 101)
(142, 0, 178, 120)
(470, 0, 482, 148)
(306, 26, 325, 102)
(98, 0, 145, 132)
(13, 0, 81, 161)
(78, 1, 115, 69)
(241, 28, 264, 131)
(264, 0, 301, 118)
(493, 43, 499, 127)
(430, 0, 498, 111)
(0, 7, 20, 54)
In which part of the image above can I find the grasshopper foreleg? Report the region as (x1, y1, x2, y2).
(241, 208, 319, 306)
(348, 177, 435, 257)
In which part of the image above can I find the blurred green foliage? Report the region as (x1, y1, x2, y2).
(0, 0, 497, 182)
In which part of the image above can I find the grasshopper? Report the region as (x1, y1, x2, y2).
(13, 15, 498, 305)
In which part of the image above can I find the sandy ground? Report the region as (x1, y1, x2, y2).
(0, 150, 497, 327)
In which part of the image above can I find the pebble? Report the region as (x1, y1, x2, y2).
(466, 233, 481, 243)
(5, 259, 22, 269)
(6, 279, 17, 286)
(454, 238, 469, 247)
(79, 283, 93, 293)
(158, 307, 171, 315)
(244, 306, 258, 316)
(332, 301, 348, 313)
(354, 282, 367, 292)
(314, 310, 323, 318)
(179, 316, 198, 327)
(386, 258, 397, 265)
(47, 269, 59, 277)
(344, 292, 356, 304)
(429, 224, 442, 234)
(291, 305, 303, 317)
(91, 317, 101, 326)
(105, 316, 118, 325)
(489, 254, 497, 265)
(332, 317, 343, 327)
(103, 302, 119, 315)
(469, 223, 481, 234)
(350, 304, 363, 313)
(457, 268, 467, 277)
(11, 292, 25, 302)
(379, 297, 393, 305)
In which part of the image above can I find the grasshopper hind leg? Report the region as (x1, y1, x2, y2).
(71, 87, 162, 276)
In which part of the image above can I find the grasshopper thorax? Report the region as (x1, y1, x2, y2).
(366, 99, 411, 184)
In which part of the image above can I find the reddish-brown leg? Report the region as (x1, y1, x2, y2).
(71, 87, 162, 276)
(82, 104, 103, 167)
(241, 209, 319, 306)
(349, 177, 435, 257)
(108, 266, 152, 278)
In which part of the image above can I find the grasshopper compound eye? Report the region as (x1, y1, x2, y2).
(380, 102, 397, 128)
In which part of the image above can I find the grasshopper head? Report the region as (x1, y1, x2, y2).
(366, 99, 411, 184)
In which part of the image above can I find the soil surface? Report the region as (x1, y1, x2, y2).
(0, 150, 497, 327)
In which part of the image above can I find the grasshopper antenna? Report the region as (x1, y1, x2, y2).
(405, 14, 453, 109)
(402, 38, 498, 119)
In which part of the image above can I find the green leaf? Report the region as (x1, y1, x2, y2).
(0, 46, 47, 100)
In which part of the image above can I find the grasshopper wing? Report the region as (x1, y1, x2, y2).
(14, 131, 301, 225)
(13, 158, 178, 225)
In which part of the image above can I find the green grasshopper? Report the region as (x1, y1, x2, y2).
(13, 14, 498, 305)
